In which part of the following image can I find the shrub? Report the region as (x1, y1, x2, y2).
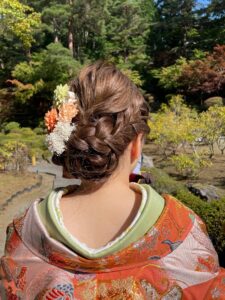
(143, 167, 185, 195)
(148, 95, 198, 158)
(0, 141, 28, 172)
(4, 122, 20, 133)
(199, 106, 225, 157)
(149, 99, 225, 178)
(0, 126, 47, 163)
(170, 153, 211, 178)
(33, 127, 45, 135)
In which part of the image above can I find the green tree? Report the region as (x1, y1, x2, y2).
(149, 0, 198, 66)
(12, 43, 81, 100)
(151, 57, 188, 90)
(42, 2, 70, 44)
(197, 0, 225, 50)
(148, 95, 211, 177)
(198, 106, 225, 158)
(25, 0, 155, 65)
(0, 0, 41, 84)
(7, 43, 81, 126)
(104, 0, 154, 68)
(0, 0, 40, 49)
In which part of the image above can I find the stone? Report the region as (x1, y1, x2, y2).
(142, 154, 154, 169)
(187, 183, 225, 202)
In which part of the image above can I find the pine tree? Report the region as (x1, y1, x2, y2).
(197, 0, 225, 50)
(149, 0, 198, 66)
(104, 0, 154, 69)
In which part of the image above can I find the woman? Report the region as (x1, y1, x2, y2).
(1, 62, 225, 299)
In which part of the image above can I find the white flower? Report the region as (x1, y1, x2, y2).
(46, 121, 76, 155)
(67, 91, 77, 104)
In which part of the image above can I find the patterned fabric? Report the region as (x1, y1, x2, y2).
(1, 193, 225, 299)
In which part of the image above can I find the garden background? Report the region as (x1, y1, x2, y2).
(0, 0, 225, 264)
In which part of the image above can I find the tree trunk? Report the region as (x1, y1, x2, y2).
(68, 0, 74, 56)
(54, 35, 59, 43)
(53, 19, 59, 43)
(68, 28, 74, 54)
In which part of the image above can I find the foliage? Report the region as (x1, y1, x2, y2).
(0, 0, 40, 49)
(170, 153, 211, 178)
(4, 122, 20, 133)
(180, 45, 225, 95)
(120, 69, 143, 87)
(27, 0, 154, 67)
(148, 95, 225, 176)
(11, 43, 81, 104)
(145, 167, 185, 195)
(41, 3, 71, 44)
(0, 124, 48, 163)
(148, 95, 198, 157)
(7, 79, 44, 103)
(0, 141, 28, 172)
(104, 0, 154, 68)
(197, 0, 225, 50)
(151, 58, 187, 90)
(33, 127, 45, 135)
(149, 0, 198, 66)
(1, 0, 225, 127)
(152, 45, 225, 100)
(198, 106, 225, 157)
(176, 189, 225, 255)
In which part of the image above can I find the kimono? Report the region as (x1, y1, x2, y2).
(1, 191, 225, 299)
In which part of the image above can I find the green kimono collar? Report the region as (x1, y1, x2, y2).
(38, 183, 164, 259)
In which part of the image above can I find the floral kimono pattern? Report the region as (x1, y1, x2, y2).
(1, 193, 225, 299)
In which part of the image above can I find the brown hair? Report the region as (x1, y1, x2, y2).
(52, 61, 149, 188)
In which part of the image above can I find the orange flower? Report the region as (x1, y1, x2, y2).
(58, 102, 79, 123)
(45, 108, 58, 132)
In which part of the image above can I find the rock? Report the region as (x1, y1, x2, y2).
(142, 154, 154, 169)
(204, 96, 224, 109)
(187, 183, 225, 202)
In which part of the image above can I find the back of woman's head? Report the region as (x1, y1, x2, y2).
(53, 61, 149, 187)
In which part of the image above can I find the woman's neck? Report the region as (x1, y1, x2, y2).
(60, 179, 142, 248)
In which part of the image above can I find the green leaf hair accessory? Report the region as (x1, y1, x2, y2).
(53, 84, 69, 108)
(45, 84, 79, 155)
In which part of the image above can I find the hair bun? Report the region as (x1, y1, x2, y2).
(53, 61, 149, 187)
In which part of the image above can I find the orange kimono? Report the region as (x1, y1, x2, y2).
(1, 194, 225, 299)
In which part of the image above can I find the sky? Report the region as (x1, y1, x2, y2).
(197, 0, 211, 7)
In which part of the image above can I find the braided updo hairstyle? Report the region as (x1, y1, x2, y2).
(52, 61, 149, 188)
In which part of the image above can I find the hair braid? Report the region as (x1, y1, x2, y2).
(52, 61, 149, 187)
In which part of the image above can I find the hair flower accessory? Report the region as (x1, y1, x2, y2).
(45, 84, 79, 155)
(44, 108, 58, 132)
(58, 102, 79, 123)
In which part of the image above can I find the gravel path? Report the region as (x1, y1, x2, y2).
(28, 161, 80, 188)
(0, 173, 54, 256)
